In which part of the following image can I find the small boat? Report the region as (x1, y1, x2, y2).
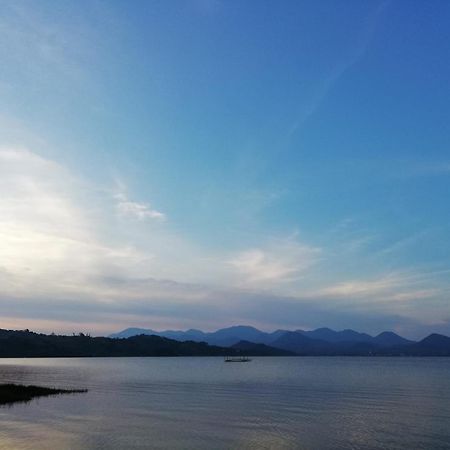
(224, 356, 252, 362)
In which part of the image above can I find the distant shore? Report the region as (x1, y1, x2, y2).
(1, 328, 450, 357)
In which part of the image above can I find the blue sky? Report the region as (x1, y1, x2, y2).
(0, 0, 449, 338)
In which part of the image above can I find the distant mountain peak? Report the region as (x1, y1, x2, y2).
(373, 331, 413, 346)
(421, 333, 450, 344)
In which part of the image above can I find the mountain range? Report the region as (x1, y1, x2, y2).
(109, 325, 450, 356)
(0, 329, 291, 357)
(0, 327, 450, 357)
(110, 325, 413, 347)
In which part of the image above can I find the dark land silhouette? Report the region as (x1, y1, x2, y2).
(110, 325, 450, 356)
(0, 383, 87, 406)
(0, 329, 291, 357)
(0, 327, 450, 357)
(109, 325, 415, 347)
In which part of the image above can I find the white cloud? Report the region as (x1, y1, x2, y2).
(115, 192, 166, 221)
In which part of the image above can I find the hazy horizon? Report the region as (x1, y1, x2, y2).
(1, 0, 450, 340)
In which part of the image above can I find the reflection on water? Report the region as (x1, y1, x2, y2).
(0, 357, 450, 449)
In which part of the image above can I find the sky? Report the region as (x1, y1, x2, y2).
(1, 0, 450, 339)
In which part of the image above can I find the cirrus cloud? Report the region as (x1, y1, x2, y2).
(115, 192, 166, 221)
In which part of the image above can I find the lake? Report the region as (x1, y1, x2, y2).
(0, 357, 449, 449)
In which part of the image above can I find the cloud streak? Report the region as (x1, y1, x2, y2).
(115, 192, 166, 221)
(228, 237, 321, 286)
(289, 1, 390, 136)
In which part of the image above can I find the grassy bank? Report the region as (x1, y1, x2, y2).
(0, 383, 87, 405)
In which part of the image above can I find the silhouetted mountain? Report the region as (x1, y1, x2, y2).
(109, 325, 274, 346)
(271, 331, 334, 355)
(108, 327, 208, 341)
(155, 328, 207, 342)
(109, 327, 157, 339)
(373, 331, 413, 347)
(299, 328, 374, 343)
(0, 329, 258, 357)
(270, 331, 409, 356)
(269, 329, 290, 341)
(109, 325, 419, 350)
(231, 340, 295, 356)
(207, 326, 275, 346)
(107, 325, 450, 356)
(239, 328, 450, 356)
(395, 333, 450, 356)
(1, 328, 449, 357)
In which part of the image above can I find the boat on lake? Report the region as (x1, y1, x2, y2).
(224, 356, 251, 362)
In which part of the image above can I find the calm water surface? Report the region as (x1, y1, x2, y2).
(0, 357, 449, 449)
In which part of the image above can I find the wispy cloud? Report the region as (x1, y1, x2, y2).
(374, 229, 432, 257)
(228, 236, 321, 287)
(289, 1, 390, 136)
(314, 271, 446, 308)
(115, 192, 166, 221)
(320, 275, 402, 298)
